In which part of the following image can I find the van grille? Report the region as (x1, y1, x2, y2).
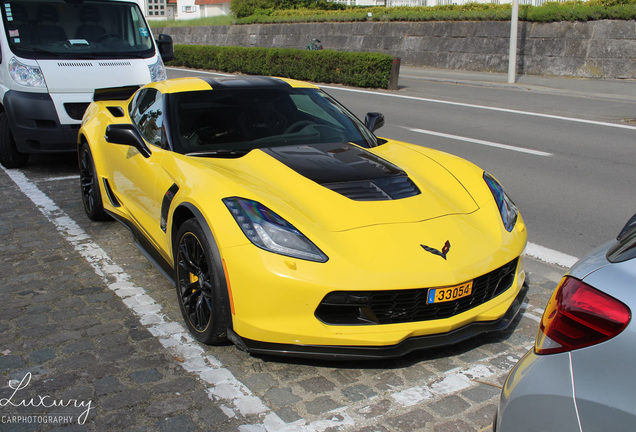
(58, 62, 92, 67)
(65, 103, 90, 120)
(98, 61, 132, 67)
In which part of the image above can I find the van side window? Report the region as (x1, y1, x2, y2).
(130, 88, 164, 147)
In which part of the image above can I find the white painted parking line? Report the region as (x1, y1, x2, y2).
(4, 166, 364, 432)
(320, 85, 636, 131)
(521, 302, 543, 324)
(41, 175, 81, 182)
(1, 167, 274, 425)
(392, 361, 504, 407)
(526, 242, 578, 268)
(407, 127, 553, 156)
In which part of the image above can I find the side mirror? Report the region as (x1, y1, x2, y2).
(105, 124, 151, 158)
(156, 34, 174, 63)
(365, 112, 385, 132)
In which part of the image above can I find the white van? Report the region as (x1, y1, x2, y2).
(0, 0, 173, 168)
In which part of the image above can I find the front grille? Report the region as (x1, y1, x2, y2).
(98, 61, 132, 67)
(324, 175, 420, 201)
(315, 258, 519, 325)
(65, 103, 90, 120)
(58, 62, 92, 67)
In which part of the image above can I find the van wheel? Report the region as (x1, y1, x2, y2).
(0, 112, 28, 169)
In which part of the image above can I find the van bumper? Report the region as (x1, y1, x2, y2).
(3, 90, 81, 154)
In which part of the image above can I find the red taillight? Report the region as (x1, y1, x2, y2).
(535, 276, 631, 355)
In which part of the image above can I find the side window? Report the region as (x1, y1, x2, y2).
(130, 88, 164, 147)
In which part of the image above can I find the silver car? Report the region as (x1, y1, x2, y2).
(495, 213, 636, 432)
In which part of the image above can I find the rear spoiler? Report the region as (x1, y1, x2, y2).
(93, 85, 140, 102)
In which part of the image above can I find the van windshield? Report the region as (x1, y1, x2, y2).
(2, 0, 154, 60)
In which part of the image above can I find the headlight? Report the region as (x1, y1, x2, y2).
(148, 57, 167, 82)
(9, 57, 45, 87)
(223, 197, 328, 263)
(484, 172, 518, 232)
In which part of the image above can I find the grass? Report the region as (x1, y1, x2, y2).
(149, 15, 235, 28)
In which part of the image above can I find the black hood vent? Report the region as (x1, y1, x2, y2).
(324, 175, 419, 201)
(263, 143, 421, 201)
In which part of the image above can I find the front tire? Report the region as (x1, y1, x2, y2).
(174, 219, 230, 344)
(0, 112, 28, 169)
(79, 142, 109, 221)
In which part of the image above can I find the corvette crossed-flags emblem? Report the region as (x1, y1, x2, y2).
(421, 240, 451, 260)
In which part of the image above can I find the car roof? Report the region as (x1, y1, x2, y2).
(150, 76, 320, 95)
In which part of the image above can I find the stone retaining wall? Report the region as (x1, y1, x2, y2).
(155, 20, 636, 78)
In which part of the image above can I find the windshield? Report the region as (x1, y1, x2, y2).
(168, 87, 379, 156)
(607, 213, 636, 263)
(2, 0, 154, 59)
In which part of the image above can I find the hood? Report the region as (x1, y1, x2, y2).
(38, 59, 151, 93)
(200, 142, 479, 232)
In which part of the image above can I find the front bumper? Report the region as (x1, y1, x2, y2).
(232, 282, 527, 360)
(222, 239, 526, 359)
(3, 90, 83, 153)
(218, 203, 527, 359)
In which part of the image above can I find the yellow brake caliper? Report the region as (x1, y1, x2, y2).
(190, 273, 198, 293)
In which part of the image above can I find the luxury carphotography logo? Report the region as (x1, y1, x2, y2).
(0, 373, 94, 426)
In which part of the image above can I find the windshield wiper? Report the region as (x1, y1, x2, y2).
(12, 46, 58, 55)
(11, 46, 99, 59)
(100, 52, 148, 59)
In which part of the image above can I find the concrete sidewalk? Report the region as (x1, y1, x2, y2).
(399, 66, 636, 102)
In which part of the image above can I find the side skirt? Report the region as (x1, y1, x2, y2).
(105, 209, 176, 285)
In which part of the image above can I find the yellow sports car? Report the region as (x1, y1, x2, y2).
(78, 76, 527, 359)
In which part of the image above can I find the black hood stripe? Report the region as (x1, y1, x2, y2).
(263, 143, 421, 201)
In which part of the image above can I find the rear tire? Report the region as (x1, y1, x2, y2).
(79, 142, 110, 221)
(174, 219, 230, 344)
(0, 112, 28, 169)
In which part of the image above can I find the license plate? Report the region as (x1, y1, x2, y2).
(427, 281, 473, 304)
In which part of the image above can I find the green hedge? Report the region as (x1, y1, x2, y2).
(232, 2, 636, 24)
(168, 44, 394, 89)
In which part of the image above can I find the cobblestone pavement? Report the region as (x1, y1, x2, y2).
(0, 154, 562, 432)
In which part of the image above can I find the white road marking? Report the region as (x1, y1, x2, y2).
(392, 362, 504, 407)
(41, 175, 80, 182)
(1, 167, 273, 424)
(526, 242, 578, 268)
(320, 85, 636, 131)
(6, 167, 361, 432)
(521, 302, 543, 324)
(407, 127, 553, 156)
(167, 67, 234, 77)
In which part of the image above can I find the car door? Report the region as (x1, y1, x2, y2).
(102, 87, 167, 252)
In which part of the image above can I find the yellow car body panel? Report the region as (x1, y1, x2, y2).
(79, 76, 528, 359)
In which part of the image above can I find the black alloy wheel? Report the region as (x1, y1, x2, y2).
(79, 142, 109, 221)
(175, 219, 229, 344)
